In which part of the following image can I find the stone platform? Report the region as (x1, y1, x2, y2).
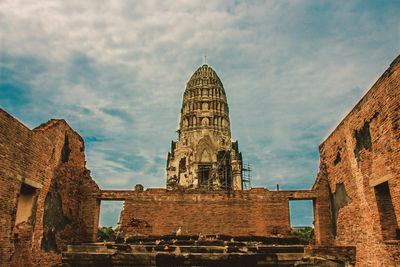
(62, 235, 309, 266)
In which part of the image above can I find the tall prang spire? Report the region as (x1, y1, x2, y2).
(166, 62, 242, 191)
(178, 63, 231, 138)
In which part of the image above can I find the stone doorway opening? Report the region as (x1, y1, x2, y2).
(374, 181, 398, 240)
(289, 200, 314, 227)
(15, 183, 37, 225)
(198, 164, 212, 187)
(289, 200, 314, 244)
(99, 200, 124, 241)
(99, 200, 124, 227)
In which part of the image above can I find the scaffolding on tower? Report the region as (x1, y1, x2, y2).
(242, 163, 252, 190)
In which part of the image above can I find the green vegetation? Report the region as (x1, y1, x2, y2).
(292, 226, 314, 244)
(97, 226, 115, 242)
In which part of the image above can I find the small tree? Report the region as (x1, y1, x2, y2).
(98, 226, 115, 242)
(292, 226, 314, 244)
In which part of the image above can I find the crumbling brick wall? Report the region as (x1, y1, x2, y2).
(312, 54, 400, 266)
(0, 109, 100, 267)
(117, 188, 296, 238)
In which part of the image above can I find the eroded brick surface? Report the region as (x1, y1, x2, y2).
(0, 110, 100, 267)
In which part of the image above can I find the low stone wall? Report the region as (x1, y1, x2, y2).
(114, 188, 315, 238)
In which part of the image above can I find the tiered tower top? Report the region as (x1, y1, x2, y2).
(179, 63, 231, 138)
(167, 62, 242, 190)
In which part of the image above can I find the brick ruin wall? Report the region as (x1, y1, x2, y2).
(115, 189, 315, 238)
(0, 109, 100, 267)
(312, 55, 400, 266)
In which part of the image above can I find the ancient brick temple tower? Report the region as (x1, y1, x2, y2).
(166, 60, 243, 190)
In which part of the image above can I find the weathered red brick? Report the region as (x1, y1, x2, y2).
(312, 54, 400, 266)
(0, 110, 100, 267)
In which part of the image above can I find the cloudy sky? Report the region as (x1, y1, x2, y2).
(1, 0, 399, 227)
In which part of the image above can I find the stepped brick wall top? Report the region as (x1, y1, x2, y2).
(312, 55, 400, 266)
(0, 109, 100, 267)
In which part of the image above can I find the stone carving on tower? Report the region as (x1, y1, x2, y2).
(166, 61, 243, 190)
